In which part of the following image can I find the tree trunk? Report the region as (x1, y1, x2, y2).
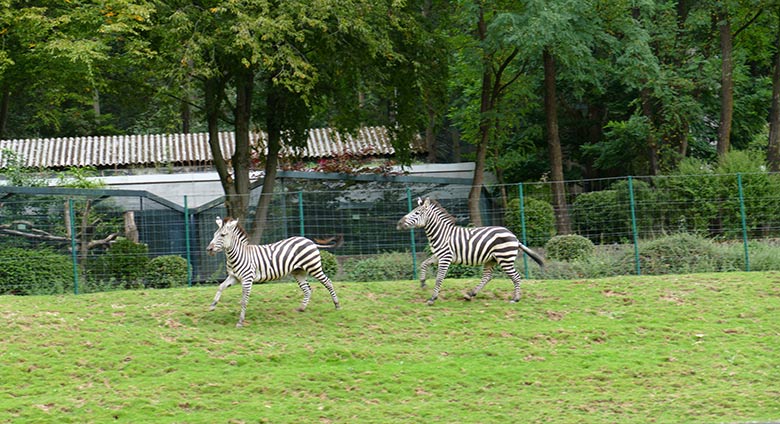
(0, 85, 9, 139)
(426, 107, 437, 162)
(204, 77, 240, 218)
(181, 99, 191, 134)
(92, 88, 101, 118)
(717, 12, 734, 157)
(124, 211, 139, 243)
(768, 16, 780, 172)
(79, 200, 92, 259)
(543, 49, 571, 235)
(249, 84, 283, 243)
(640, 88, 659, 175)
(231, 67, 253, 222)
(467, 7, 490, 227)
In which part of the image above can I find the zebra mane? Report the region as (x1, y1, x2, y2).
(427, 199, 457, 225)
(222, 217, 250, 240)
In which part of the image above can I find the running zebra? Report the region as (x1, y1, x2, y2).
(206, 217, 340, 327)
(397, 197, 544, 305)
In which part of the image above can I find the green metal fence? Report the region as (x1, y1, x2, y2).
(2, 170, 780, 295)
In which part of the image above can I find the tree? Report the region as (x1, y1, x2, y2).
(0, 0, 155, 139)
(155, 0, 440, 241)
(446, 1, 537, 225)
(768, 8, 780, 171)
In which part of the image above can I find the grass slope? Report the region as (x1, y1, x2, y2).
(1, 272, 779, 423)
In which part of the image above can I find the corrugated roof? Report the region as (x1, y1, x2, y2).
(0, 126, 424, 169)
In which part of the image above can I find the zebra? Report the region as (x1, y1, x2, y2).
(396, 197, 544, 305)
(206, 216, 340, 327)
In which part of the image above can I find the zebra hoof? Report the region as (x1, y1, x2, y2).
(509, 298, 521, 304)
(463, 293, 473, 301)
(420, 282, 427, 289)
(426, 299, 436, 306)
(235, 322, 244, 328)
(334, 303, 341, 310)
(296, 306, 307, 312)
(209, 305, 217, 311)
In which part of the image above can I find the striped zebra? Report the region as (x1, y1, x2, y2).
(397, 197, 544, 305)
(206, 217, 340, 327)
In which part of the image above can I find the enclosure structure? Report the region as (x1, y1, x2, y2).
(2, 171, 780, 295)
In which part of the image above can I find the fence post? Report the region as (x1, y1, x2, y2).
(298, 191, 305, 237)
(406, 188, 418, 281)
(68, 199, 80, 294)
(184, 196, 193, 287)
(628, 176, 641, 276)
(737, 173, 750, 272)
(517, 183, 529, 279)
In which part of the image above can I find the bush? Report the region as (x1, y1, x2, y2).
(0, 247, 73, 295)
(319, 250, 339, 278)
(572, 179, 654, 244)
(504, 197, 556, 247)
(344, 252, 415, 281)
(624, 233, 725, 275)
(572, 189, 619, 243)
(545, 234, 595, 262)
(146, 255, 189, 289)
(87, 239, 149, 288)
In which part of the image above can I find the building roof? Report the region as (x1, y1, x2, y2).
(0, 126, 424, 170)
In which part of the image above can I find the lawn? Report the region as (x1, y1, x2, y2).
(1, 272, 779, 423)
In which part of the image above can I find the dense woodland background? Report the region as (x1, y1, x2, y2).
(2, 0, 780, 235)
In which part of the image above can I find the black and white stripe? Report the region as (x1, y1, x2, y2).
(206, 217, 340, 327)
(397, 197, 544, 305)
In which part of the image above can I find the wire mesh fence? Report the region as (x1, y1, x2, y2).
(2, 171, 780, 295)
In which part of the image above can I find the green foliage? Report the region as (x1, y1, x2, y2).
(87, 239, 149, 289)
(625, 233, 723, 276)
(573, 179, 655, 244)
(572, 189, 620, 243)
(544, 234, 595, 262)
(504, 197, 556, 247)
(56, 167, 104, 188)
(319, 250, 339, 279)
(146, 255, 189, 289)
(0, 247, 72, 295)
(344, 252, 415, 282)
(654, 151, 780, 238)
(0, 149, 46, 187)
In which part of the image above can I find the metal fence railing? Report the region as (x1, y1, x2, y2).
(2, 170, 780, 295)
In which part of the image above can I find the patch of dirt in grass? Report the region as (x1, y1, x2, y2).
(545, 310, 566, 321)
(660, 291, 686, 305)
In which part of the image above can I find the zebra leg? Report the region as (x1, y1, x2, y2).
(427, 259, 451, 305)
(419, 256, 437, 289)
(210, 275, 238, 311)
(464, 262, 495, 301)
(500, 261, 524, 303)
(318, 276, 341, 310)
(236, 278, 253, 328)
(293, 271, 313, 312)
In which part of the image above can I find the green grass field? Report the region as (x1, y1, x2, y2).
(2, 272, 779, 423)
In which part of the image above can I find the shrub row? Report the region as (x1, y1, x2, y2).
(339, 232, 780, 281)
(5, 233, 779, 294)
(0, 240, 189, 295)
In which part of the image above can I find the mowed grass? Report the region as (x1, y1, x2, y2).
(1, 272, 779, 424)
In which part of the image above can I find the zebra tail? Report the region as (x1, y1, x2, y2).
(313, 234, 344, 249)
(519, 243, 545, 268)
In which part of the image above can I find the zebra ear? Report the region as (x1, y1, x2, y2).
(417, 197, 423, 206)
(215, 216, 223, 227)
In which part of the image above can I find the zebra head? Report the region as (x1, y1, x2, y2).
(396, 197, 433, 230)
(206, 216, 239, 256)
